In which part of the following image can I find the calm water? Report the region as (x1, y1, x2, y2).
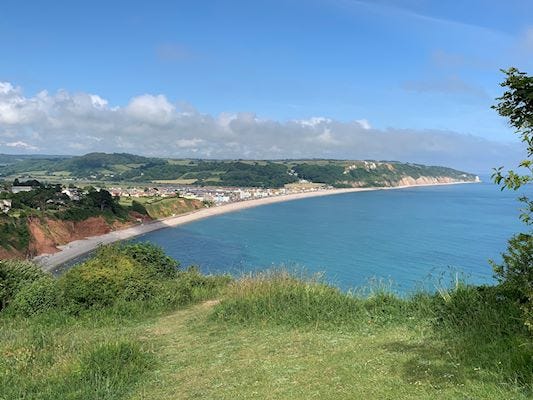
(130, 182, 527, 293)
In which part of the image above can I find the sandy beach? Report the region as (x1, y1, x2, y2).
(34, 181, 474, 271)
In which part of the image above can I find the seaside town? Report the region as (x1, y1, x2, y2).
(0, 178, 329, 215)
(105, 183, 327, 204)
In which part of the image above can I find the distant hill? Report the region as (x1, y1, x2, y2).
(0, 154, 70, 165)
(0, 153, 479, 188)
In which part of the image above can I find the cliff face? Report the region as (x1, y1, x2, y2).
(395, 175, 479, 186)
(345, 175, 479, 188)
(26, 216, 133, 257)
(0, 198, 203, 260)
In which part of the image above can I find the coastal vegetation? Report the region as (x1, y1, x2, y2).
(0, 245, 531, 399)
(490, 67, 533, 331)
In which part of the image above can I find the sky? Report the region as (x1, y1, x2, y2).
(0, 0, 532, 173)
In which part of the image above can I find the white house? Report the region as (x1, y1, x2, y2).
(0, 199, 12, 214)
(61, 188, 81, 201)
(11, 186, 33, 194)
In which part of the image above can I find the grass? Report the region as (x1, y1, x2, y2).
(152, 179, 198, 184)
(142, 197, 204, 219)
(0, 269, 531, 399)
(0, 309, 156, 400)
(131, 304, 530, 400)
(118, 196, 205, 219)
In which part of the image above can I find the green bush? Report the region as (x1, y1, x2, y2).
(491, 232, 533, 330)
(9, 276, 60, 316)
(131, 200, 148, 215)
(119, 242, 179, 278)
(0, 244, 231, 318)
(0, 259, 47, 310)
(58, 248, 156, 311)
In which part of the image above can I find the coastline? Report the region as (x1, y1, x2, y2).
(34, 181, 475, 271)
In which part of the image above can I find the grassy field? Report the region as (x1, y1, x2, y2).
(142, 197, 205, 219)
(1, 265, 531, 400)
(152, 179, 198, 185)
(118, 196, 206, 219)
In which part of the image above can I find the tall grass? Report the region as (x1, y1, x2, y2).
(0, 335, 152, 400)
(212, 269, 532, 389)
(212, 269, 411, 329)
(432, 283, 532, 386)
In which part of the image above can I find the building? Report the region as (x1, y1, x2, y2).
(0, 199, 12, 214)
(61, 188, 81, 201)
(11, 186, 33, 194)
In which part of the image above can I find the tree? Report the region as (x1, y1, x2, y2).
(86, 189, 114, 212)
(491, 68, 533, 330)
(491, 67, 533, 224)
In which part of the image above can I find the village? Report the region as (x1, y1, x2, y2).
(0, 179, 329, 215)
(106, 183, 326, 204)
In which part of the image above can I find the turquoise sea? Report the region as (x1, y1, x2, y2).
(131, 181, 528, 293)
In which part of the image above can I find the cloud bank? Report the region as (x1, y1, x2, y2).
(0, 82, 522, 174)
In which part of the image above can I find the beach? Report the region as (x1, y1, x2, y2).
(33, 182, 474, 271)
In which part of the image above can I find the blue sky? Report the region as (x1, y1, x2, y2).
(0, 0, 532, 172)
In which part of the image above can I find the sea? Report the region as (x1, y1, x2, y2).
(128, 179, 531, 294)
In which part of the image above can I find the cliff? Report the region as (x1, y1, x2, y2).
(343, 174, 479, 188)
(26, 216, 134, 256)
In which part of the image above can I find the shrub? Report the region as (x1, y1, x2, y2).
(131, 200, 148, 215)
(59, 248, 156, 311)
(491, 232, 533, 330)
(119, 242, 179, 278)
(0, 259, 47, 310)
(9, 276, 60, 316)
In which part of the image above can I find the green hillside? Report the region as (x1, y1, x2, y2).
(0, 153, 478, 188)
(0, 245, 530, 399)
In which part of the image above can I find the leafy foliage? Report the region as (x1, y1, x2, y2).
(490, 233, 533, 307)
(131, 200, 148, 215)
(492, 67, 533, 224)
(118, 242, 179, 279)
(0, 216, 30, 251)
(58, 247, 158, 311)
(491, 68, 533, 330)
(9, 276, 60, 316)
(1, 243, 229, 314)
(0, 259, 48, 310)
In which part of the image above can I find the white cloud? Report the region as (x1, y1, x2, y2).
(5, 141, 39, 150)
(355, 119, 371, 130)
(125, 94, 175, 125)
(315, 128, 340, 145)
(0, 81, 522, 173)
(297, 117, 332, 127)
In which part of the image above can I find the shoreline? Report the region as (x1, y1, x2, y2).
(34, 181, 476, 271)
